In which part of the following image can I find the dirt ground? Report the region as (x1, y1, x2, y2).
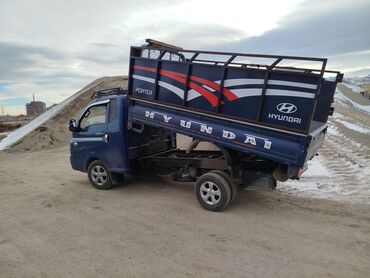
(0, 147, 369, 278)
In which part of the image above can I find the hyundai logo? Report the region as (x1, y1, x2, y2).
(277, 103, 297, 114)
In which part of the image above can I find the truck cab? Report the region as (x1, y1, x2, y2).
(70, 92, 128, 175)
(70, 88, 175, 189)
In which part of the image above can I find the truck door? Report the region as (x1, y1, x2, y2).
(102, 98, 128, 172)
(71, 99, 110, 170)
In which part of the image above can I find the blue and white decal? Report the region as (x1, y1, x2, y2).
(142, 109, 273, 150)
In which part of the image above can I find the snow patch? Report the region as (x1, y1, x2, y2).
(335, 119, 370, 135)
(0, 132, 10, 137)
(327, 124, 340, 136)
(333, 112, 370, 135)
(335, 90, 370, 114)
(342, 83, 363, 93)
(279, 122, 370, 203)
(279, 181, 344, 198)
(302, 159, 332, 177)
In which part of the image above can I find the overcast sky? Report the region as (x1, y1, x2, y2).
(0, 0, 369, 115)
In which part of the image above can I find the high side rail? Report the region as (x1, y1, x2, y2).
(128, 45, 342, 135)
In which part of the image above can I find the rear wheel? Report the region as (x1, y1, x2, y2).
(87, 160, 113, 190)
(210, 170, 237, 205)
(195, 172, 232, 212)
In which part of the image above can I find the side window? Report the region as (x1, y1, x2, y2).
(80, 104, 107, 129)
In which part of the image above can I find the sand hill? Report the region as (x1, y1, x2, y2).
(2, 76, 127, 152)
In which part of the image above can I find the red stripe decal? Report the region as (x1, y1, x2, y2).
(159, 70, 219, 106)
(133, 65, 235, 106)
(133, 65, 156, 73)
(188, 76, 238, 101)
(160, 70, 237, 100)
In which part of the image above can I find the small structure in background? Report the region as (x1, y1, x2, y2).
(361, 84, 370, 100)
(26, 94, 46, 116)
(16, 114, 33, 121)
(0, 114, 23, 134)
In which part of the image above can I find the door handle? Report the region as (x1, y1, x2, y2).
(95, 132, 105, 136)
(104, 134, 110, 143)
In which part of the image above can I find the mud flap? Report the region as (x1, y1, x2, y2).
(242, 171, 277, 191)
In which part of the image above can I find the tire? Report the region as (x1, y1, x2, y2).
(87, 160, 114, 190)
(210, 170, 237, 205)
(195, 172, 232, 212)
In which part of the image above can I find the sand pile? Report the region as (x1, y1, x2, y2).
(5, 76, 127, 152)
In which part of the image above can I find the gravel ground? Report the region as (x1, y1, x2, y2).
(0, 147, 370, 278)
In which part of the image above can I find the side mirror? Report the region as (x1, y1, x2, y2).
(68, 119, 79, 132)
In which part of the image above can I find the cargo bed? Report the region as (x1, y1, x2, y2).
(128, 45, 342, 171)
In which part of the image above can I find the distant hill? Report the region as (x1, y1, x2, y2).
(344, 68, 370, 78)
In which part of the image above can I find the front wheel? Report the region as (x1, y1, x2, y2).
(87, 160, 113, 190)
(195, 172, 232, 212)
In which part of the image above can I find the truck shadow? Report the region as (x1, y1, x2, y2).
(109, 175, 280, 211)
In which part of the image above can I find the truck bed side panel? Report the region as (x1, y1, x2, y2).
(129, 101, 310, 167)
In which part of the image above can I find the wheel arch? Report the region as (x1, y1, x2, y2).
(85, 157, 99, 171)
(185, 139, 234, 174)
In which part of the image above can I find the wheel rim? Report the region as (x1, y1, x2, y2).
(200, 181, 221, 205)
(91, 165, 108, 186)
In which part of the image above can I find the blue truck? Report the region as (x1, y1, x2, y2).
(69, 39, 342, 211)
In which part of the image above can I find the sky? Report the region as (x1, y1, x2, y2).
(0, 0, 369, 115)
